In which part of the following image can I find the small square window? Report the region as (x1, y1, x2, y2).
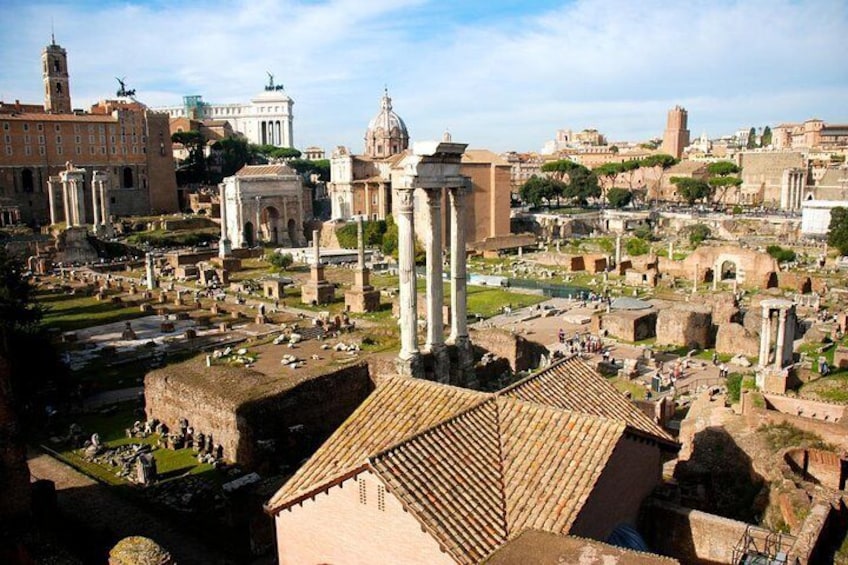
(23, 124, 29, 131)
(37, 124, 43, 131)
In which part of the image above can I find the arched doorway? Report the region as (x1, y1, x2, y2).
(287, 218, 297, 246)
(21, 169, 34, 193)
(243, 221, 255, 247)
(720, 260, 737, 281)
(261, 206, 280, 244)
(122, 167, 133, 189)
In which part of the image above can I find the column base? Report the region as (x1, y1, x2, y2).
(344, 287, 380, 313)
(219, 239, 232, 258)
(396, 352, 424, 379)
(429, 344, 451, 384)
(449, 335, 477, 388)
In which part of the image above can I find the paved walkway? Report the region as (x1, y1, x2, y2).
(28, 451, 241, 564)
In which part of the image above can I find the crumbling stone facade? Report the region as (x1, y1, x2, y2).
(145, 360, 374, 469)
(599, 310, 657, 342)
(656, 304, 713, 349)
(715, 323, 760, 358)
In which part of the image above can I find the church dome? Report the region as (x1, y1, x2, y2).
(364, 88, 409, 158)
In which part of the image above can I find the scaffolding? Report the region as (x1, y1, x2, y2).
(732, 525, 797, 564)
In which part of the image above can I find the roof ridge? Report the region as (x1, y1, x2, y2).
(495, 354, 582, 397)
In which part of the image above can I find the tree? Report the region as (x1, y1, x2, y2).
(561, 166, 599, 205)
(746, 127, 757, 149)
(519, 175, 562, 208)
(607, 187, 632, 208)
(639, 153, 678, 204)
(827, 207, 848, 255)
(761, 126, 772, 147)
(689, 224, 712, 247)
(766, 245, 796, 263)
(212, 137, 255, 179)
(288, 159, 330, 182)
(172, 130, 207, 184)
(594, 162, 624, 203)
(266, 252, 293, 270)
(671, 177, 711, 205)
(706, 161, 742, 204)
(541, 159, 583, 182)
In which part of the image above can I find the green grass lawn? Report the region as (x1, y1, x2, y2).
(49, 403, 214, 486)
(38, 291, 150, 333)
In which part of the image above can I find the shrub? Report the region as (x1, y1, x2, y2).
(766, 245, 796, 263)
(607, 187, 632, 209)
(633, 224, 654, 241)
(689, 224, 711, 247)
(626, 237, 650, 256)
(267, 252, 293, 271)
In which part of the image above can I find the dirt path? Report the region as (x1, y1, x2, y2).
(28, 451, 240, 565)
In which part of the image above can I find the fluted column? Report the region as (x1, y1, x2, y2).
(774, 308, 787, 369)
(449, 184, 474, 385)
(396, 187, 421, 376)
(99, 178, 110, 224)
(425, 189, 449, 381)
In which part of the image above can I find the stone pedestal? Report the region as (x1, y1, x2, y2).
(301, 229, 335, 305)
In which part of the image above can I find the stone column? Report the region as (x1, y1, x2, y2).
(75, 177, 85, 225)
(396, 187, 421, 377)
(424, 189, 449, 382)
(712, 262, 719, 291)
(145, 252, 157, 290)
(99, 177, 109, 225)
(759, 307, 772, 367)
(312, 228, 321, 265)
(692, 263, 699, 295)
(61, 179, 71, 225)
(615, 234, 622, 267)
(92, 177, 101, 229)
(47, 177, 60, 225)
(357, 216, 366, 270)
(218, 183, 231, 258)
(449, 185, 474, 383)
(668, 240, 674, 260)
(774, 308, 787, 369)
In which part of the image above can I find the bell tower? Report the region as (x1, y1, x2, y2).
(42, 35, 71, 113)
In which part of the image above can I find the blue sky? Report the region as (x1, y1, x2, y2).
(1, 0, 846, 153)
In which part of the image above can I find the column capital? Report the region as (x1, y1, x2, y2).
(396, 187, 415, 212)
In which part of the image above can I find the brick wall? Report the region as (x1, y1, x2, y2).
(741, 392, 848, 447)
(470, 327, 547, 372)
(571, 436, 662, 541)
(275, 469, 455, 565)
(641, 500, 750, 564)
(145, 363, 374, 469)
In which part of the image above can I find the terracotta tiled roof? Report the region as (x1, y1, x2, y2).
(266, 377, 485, 510)
(370, 400, 507, 564)
(235, 164, 295, 176)
(267, 357, 679, 563)
(500, 357, 676, 446)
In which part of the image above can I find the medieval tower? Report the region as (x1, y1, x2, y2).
(42, 37, 71, 113)
(662, 105, 690, 159)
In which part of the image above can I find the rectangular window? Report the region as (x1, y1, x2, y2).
(89, 135, 95, 144)
(24, 135, 30, 144)
(25, 146, 32, 156)
(2, 122, 8, 131)
(3, 135, 9, 144)
(56, 136, 62, 144)
(5, 146, 11, 155)
(38, 135, 45, 145)
(110, 146, 116, 154)
(74, 124, 80, 133)
(37, 123, 43, 131)
(358, 478, 367, 505)
(57, 146, 63, 155)
(99, 125, 105, 133)
(23, 124, 29, 131)
(90, 146, 95, 155)
(75, 136, 81, 144)
(110, 135, 116, 144)
(39, 146, 45, 155)
(121, 147, 127, 154)
(75, 146, 81, 155)
(101, 146, 106, 154)
(88, 125, 94, 133)
(54, 124, 61, 132)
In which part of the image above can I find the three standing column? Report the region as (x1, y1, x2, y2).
(424, 189, 448, 382)
(396, 187, 422, 377)
(449, 184, 474, 383)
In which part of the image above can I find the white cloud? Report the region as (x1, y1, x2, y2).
(1, 0, 846, 153)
